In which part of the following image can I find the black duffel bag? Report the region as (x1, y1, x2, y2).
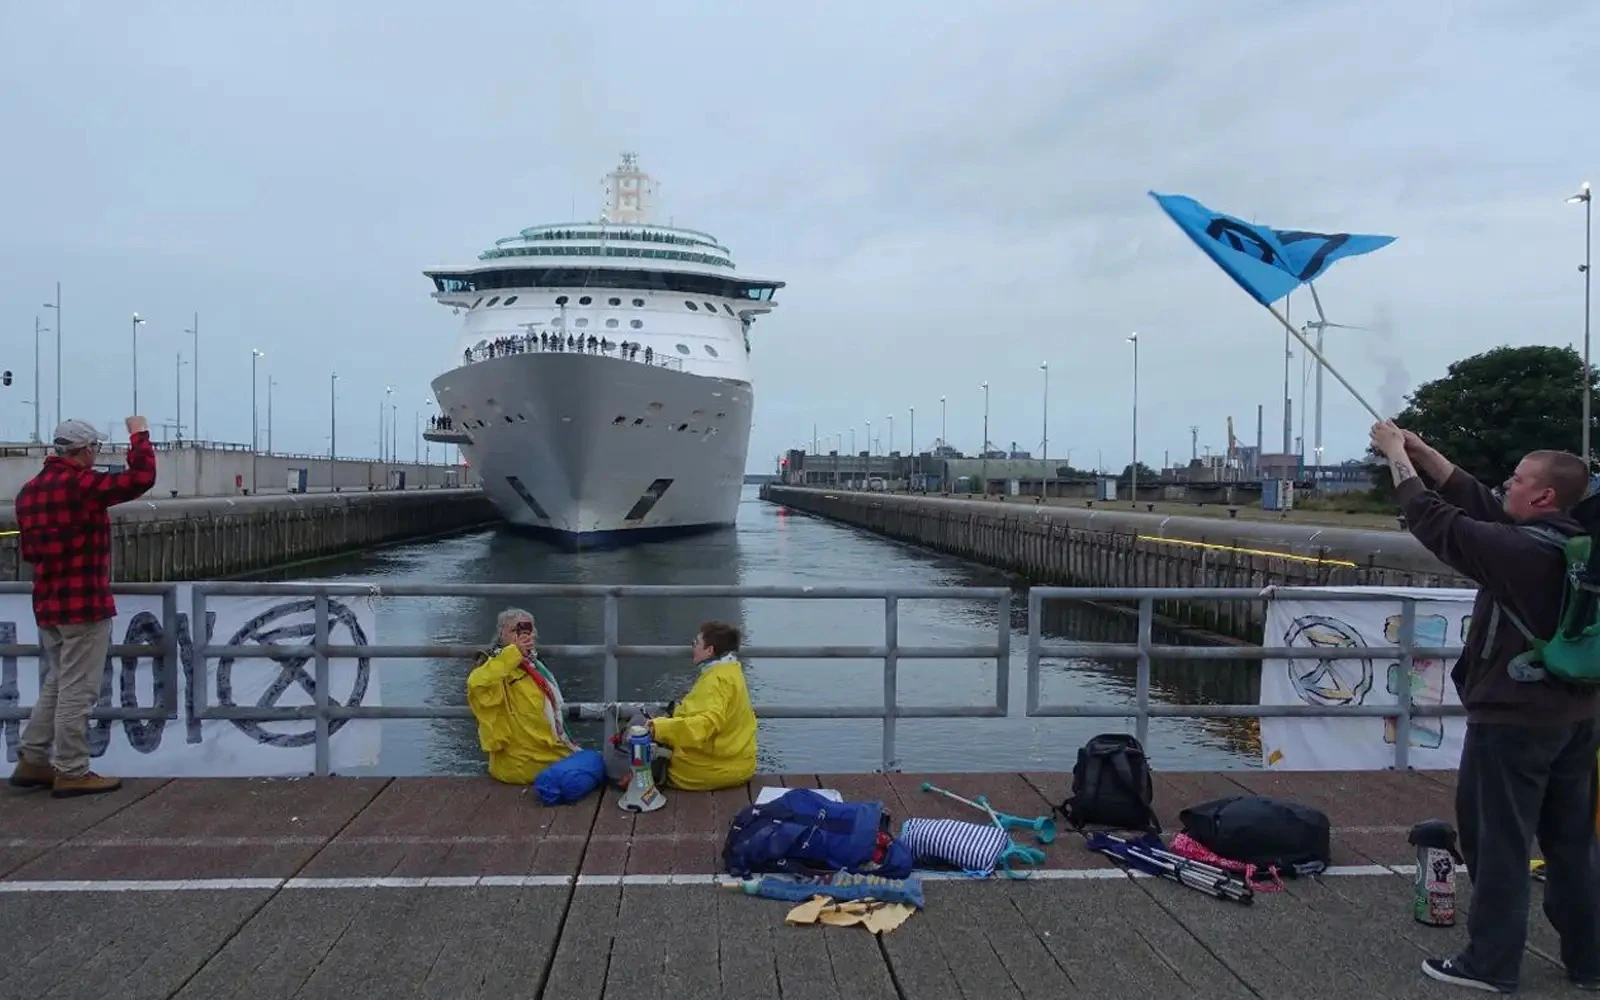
(1178, 795, 1331, 876)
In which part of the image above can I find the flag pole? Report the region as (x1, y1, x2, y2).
(1262, 301, 1383, 421)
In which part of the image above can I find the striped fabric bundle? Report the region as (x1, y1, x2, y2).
(899, 818, 1009, 876)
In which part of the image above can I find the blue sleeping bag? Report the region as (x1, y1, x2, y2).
(534, 748, 605, 805)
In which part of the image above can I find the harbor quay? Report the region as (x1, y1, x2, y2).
(0, 579, 1573, 998)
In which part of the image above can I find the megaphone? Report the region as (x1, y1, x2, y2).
(617, 723, 666, 813)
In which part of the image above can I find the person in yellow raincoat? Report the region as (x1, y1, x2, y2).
(647, 620, 758, 792)
(466, 608, 580, 785)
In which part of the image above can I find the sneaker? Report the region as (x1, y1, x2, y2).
(1421, 957, 1510, 993)
(50, 771, 122, 799)
(7, 758, 54, 790)
(1572, 978, 1600, 992)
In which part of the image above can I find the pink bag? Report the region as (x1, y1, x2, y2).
(1169, 833, 1285, 893)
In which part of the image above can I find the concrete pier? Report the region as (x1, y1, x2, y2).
(761, 485, 1470, 640)
(0, 489, 496, 581)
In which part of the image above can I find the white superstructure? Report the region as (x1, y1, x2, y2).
(422, 154, 784, 548)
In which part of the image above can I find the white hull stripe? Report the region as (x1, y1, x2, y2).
(0, 864, 1416, 893)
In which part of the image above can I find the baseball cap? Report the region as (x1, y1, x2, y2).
(51, 418, 106, 454)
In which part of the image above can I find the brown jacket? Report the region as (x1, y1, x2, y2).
(1397, 468, 1600, 726)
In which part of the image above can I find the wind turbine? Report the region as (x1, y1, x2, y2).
(1302, 284, 1378, 468)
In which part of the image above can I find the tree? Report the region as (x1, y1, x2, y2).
(1118, 461, 1159, 483)
(1369, 344, 1597, 495)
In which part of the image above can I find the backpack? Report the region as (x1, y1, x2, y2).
(1177, 795, 1330, 876)
(1055, 733, 1160, 833)
(1491, 524, 1600, 687)
(721, 788, 914, 879)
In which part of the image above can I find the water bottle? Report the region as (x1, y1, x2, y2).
(1408, 820, 1464, 926)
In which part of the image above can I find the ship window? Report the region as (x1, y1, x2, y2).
(703, 301, 716, 312)
(723, 304, 734, 316)
(502, 295, 518, 305)
(703, 345, 720, 358)
(630, 319, 643, 329)
(632, 298, 645, 307)
(485, 296, 501, 307)
(472, 297, 484, 309)
(675, 343, 690, 355)
(575, 318, 589, 327)
(552, 317, 564, 327)
(579, 295, 592, 305)
(605, 319, 619, 329)
(608, 297, 621, 306)
(555, 295, 569, 305)
(684, 300, 699, 311)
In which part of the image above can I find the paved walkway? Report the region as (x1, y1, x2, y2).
(0, 768, 1584, 998)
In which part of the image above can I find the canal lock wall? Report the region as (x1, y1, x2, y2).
(760, 485, 1471, 642)
(0, 488, 498, 582)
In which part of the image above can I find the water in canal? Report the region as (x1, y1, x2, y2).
(262, 486, 1263, 776)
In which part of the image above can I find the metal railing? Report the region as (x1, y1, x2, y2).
(0, 582, 1469, 775)
(1026, 587, 1467, 770)
(0, 582, 1011, 776)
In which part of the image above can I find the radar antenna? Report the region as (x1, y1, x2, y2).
(600, 152, 656, 225)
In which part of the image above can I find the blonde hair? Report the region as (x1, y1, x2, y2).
(494, 607, 535, 647)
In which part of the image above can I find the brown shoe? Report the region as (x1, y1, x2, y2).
(51, 771, 122, 798)
(7, 758, 54, 790)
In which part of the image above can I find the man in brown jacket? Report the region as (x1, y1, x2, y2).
(1372, 420, 1599, 993)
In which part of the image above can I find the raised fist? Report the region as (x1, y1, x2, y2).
(125, 415, 148, 435)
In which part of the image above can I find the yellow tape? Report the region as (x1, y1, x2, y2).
(0, 530, 16, 537)
(1134, 533, 1358, 568)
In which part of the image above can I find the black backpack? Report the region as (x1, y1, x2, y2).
(1178, 795, 1330, 875)
(1056, 734, 1160, 833)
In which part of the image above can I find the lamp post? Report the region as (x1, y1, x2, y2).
(1128, 332, 1140, 503)
(330, 371, 339, 489)
(131, 313, 146, 416)
(174, 353, 186, 442)
(42, 283, 59, 428)
(1570, 181, 1593, 466)
(940, 395, 946, 452)
(31, 317, 46, 442)
(886, 414, 894, 455)
(184, 313, 198, 443)
(980, 382, 989, 494)
(865, 419, 872, 482)
(268, 376, 277, 454)
(382, 386, 394, 462)
(908, 406, 916, 488)
(250, 349, 264, 452)
(1040, 360, 1049, 499)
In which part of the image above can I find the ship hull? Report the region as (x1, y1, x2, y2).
(429, 351, 753, 550)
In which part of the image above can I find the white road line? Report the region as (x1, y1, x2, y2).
(0, 865, 1417, 893)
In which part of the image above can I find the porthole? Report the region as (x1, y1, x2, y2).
(675, 343, 690, 355)
(504, 415, 514, 423)
(684, 300, 699, 311)
(633, 417, 644, 426)
(579, 295, 592, 305)
(647, 402, 664, 413)
(471, 297, 484, 309)
(613, 416, 626, 425)
(608, 297, 621, 306)
(575, 318, 589, 327)
(703, 345, 719, 358)
(632, 298, 645, 307)
(552, 317, 564, 327)
(555, 295, 569, 305)
(630, 319, 643, 329)
(676, 423, 688, 432)
(485, 296, 501, 307)
(605, 318, 619, 329)
(503, 295, 519, 305)
(703, 301, 716, 312)
(723, 304, 733, 316)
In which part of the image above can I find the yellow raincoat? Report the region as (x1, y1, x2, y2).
(650, 653, 758, 792)
(466, 645, 579, 785)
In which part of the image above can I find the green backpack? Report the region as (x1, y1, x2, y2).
(1495, 525, 1600, 686)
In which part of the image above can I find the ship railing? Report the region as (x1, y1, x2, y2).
(0, 584, 1465, 774)
(466, 337, 683, 371)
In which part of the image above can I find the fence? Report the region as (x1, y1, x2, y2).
(0, 582, 1466, 775)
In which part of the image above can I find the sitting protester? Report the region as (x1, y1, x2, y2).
(647, 621, 758, 792)
(466, 608, 580, 785)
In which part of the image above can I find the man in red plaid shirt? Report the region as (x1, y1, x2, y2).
(9, 416, 157, 797)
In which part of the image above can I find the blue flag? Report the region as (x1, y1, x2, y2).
(1149, 192, 1395, 306)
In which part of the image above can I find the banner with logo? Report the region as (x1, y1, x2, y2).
(1259, 586, 1475, 771)
(0, 587, 381, 776)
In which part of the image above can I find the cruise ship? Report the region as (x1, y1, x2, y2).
(422, 155, 784, 549)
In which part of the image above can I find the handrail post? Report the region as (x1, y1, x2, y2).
(883, 595, 899, 773)
(1026, 588, 1042, 716)
(190, 585, 209, 723)
(602, 593, 619, 705)
(160, 585, 180, 716)
(313, 592, 331, 777)
(995, 590, 1011, 715)
(1393, 598, 1416, 771)
(1135, 596, 1153, 746)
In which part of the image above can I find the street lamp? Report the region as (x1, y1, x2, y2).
(31, 317, 48, 443)
(1128, 332, 1140, 503)
(184, 313, 199, 443)
(886, 414, 894, 455)
(865, 419, 873, 481)
(382, 386, 394, 462)
(42, 283, 59, 428)
(980, 381, 989, 494)
(251, 349, 264, 452)
(329, 371, 340, 488)
(174, 353, 187, 442)
(268, 376, 277, 454)
(131, 313, 146, 415)
(1570, 181, 1593, 466)
(1040, 361, 1049, 499)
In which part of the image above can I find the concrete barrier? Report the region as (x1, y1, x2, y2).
(0, 488, 497, 582)
(761, 485, 1472, 640)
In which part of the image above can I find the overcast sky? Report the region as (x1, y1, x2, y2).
(1, 1, 1595, 472)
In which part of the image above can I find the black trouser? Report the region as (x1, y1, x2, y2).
(1456, 719, 1600, 987)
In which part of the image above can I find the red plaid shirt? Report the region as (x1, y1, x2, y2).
(15, 432, 158, 626)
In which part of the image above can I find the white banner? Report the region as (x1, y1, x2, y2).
(0, 587, 382, 776)
(1260, 586, 1476, 771)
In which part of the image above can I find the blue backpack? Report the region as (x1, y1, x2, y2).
(722, 788, 914, 879)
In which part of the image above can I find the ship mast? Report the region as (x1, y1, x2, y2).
(600, 153, 656, 225)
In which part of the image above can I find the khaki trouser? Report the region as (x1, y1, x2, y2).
(19, 619, 112, 778)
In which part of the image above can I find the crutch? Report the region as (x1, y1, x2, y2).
(921, 781, 1057, 845)
(1090, 833, 1254, 905)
